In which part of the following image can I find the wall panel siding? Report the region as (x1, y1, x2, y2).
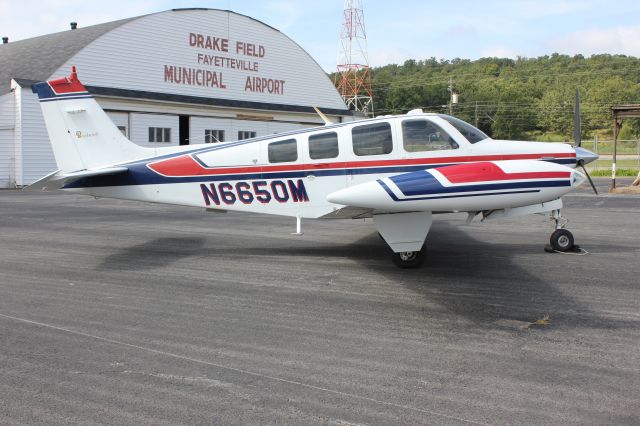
(130, 113, 179, 147)
(0, 93, 15, 187)
(20, 89, 57, 185)
(189, 116, 233, 145)
(51, 10, 347, 111)
(106, 111, 129, 136)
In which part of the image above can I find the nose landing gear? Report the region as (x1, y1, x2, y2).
(547, 209, 578, 253)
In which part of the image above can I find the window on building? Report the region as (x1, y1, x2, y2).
(205, 129, 224, 143)
(117, 126, 127, 137)
(402, 119, 459, 152)
(268, 139, 298, 163)
(148, 127, 171, 143)
(352, 122, 393, 156)
(238, 131, 257, 140)
(309, 132, 339, 159)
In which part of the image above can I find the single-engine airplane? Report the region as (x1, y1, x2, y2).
(31, 67, 598, 267)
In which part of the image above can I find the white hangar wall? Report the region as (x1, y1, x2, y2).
(51, 9, 345, 108)
(1, 8, 351, 186)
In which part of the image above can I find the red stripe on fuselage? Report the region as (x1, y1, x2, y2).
(146, 152, 576, 178)
(435, 162, 571, 184)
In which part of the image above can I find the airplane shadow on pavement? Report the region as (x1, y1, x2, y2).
(98, 237, 207, 271)
(96, 223, 632, 331)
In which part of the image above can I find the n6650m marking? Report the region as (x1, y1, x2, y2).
(200, 179, 309, 206)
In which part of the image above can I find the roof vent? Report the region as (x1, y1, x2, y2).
(2, 37, 8, 44)
(70, 22, 77, 30)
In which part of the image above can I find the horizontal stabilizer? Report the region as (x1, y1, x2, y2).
(27, 166, 128, 191)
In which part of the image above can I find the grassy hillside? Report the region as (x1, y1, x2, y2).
(333, 54, 640, 141)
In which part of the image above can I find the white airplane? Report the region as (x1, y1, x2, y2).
(31, 67, 598, 267)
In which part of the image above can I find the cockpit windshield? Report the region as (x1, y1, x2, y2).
(438, 115, 489, 144)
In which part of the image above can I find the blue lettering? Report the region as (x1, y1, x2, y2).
(200, 183, 220, 206)
(236, 182, 254, 204)
(252, 181, 271, 203)
(200, 179, 308, 205)
(288, 179, 309, 202)
(271, 181, 289, 203)
(218, 183, 236, 204)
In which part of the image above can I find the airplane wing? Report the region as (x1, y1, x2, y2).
(326, 159, 583, 215)
(27, 166, 129, 190)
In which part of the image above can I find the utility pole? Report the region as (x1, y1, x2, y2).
(448, 76, 453, 115)
(475, 101, 479, 127)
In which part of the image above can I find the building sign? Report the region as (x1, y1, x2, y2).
(163, 32, 286, 95)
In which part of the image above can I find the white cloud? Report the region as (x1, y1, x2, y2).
(263, 1, 301, 31)
(368, 48, 416, 67)
(0, 0, 159, 42)
(479, 46, 523, 59)
(502, 0, 587, 19)
(549, 25, 640, 56)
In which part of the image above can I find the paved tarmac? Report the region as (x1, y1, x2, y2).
(0, 184, 639, 425)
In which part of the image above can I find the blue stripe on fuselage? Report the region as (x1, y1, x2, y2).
(63, 159, 576, 189)
(388, 170, 570, 196)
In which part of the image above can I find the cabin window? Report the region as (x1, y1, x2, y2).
(352, 122, 393, 156)
(205, 129, 224, 143)
(402, 119, 459, 152)
(238, 131, 257, 140)
(268, 139, 298, 163)
(439, 115, 488, 144)
(148, 127, 171, 143)
(309, 132, 339, 159)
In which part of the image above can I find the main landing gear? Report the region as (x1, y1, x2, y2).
(392, 245, 426, 268)
(547, 209, 578, 252)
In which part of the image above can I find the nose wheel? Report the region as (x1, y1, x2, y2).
(550, 228, 574, 252)
(547, 209, 578, 252)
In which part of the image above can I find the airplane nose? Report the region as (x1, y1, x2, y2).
(571, 169, 587, 188)
(575, 147, 599, 165)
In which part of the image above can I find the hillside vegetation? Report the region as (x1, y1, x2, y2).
(339, 54, 640, 141)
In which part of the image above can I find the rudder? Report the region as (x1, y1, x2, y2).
(32, 67, 149, 173)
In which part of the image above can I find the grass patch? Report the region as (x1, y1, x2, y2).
(590, 169, 639, 177)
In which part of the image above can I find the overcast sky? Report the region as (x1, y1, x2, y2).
(2, 0, 640, 71)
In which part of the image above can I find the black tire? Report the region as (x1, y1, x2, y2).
(392, 246, 426, 268)
(550, 229, 574, 252)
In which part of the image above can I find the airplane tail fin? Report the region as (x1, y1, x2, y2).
(32, 67, 149, 173)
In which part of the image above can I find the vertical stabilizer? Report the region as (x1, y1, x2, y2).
(32, 67, 149, 172)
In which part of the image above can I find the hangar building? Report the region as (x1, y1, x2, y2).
(0, 8, 351, 187)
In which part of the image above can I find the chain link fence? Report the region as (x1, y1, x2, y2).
(579, 139, 640, 172)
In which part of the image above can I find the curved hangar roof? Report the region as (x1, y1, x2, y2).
(0, 8, 349, 115)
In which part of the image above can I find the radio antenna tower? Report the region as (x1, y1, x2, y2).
(335, 0, 373, 116)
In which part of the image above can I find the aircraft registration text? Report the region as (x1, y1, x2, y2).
(200, 179, 309, 206)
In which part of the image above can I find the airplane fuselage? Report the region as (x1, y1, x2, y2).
(64, 113, 579, 219)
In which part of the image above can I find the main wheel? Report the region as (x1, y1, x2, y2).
(392, 246, 426, 268)
(550, 229, 574, 252)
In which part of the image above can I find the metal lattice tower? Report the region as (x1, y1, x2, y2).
(335, 0, 373, 116)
